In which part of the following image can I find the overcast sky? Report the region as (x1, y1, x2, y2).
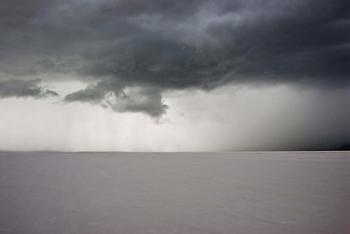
(0, 0, 349, 151)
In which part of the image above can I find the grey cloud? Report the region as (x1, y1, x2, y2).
(0, 0, 349, 116)
(64, 80, 167, 117)
(0, 79, 58, 99)
(105, 88, 168, 118)
(64, 84, 107, 104)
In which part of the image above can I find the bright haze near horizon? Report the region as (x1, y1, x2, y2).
(0, 0, 349, 151)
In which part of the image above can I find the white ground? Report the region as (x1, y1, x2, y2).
(0, 152, 349, 234)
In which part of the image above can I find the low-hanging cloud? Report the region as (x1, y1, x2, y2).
(0, 79, 58, 99)
(64, 80, 167, 117)
(0, 0, 349, 116)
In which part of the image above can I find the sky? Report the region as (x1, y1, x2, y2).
(0, 0, 349, 151)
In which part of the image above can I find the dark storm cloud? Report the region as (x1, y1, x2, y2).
(0, 79, 58, 98)
(64, 80, 168, 117)
(0, 0, 349, 116)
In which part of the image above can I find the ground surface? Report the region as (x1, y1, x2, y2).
(0, 151, 349, 234)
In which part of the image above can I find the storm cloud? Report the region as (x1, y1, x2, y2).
(64, 81, 168, 117)
(0, 0, 349, 116)
(0, 79, 58, 98)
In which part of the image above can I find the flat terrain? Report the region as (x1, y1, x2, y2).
(0, 152, 349, 234)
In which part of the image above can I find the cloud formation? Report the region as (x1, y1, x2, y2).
(0, 0, 349, 116)
(0, 79, 58, 99)
(64, 81, 167, 117)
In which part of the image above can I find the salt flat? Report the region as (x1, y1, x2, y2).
(0, 151, 349, 234)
